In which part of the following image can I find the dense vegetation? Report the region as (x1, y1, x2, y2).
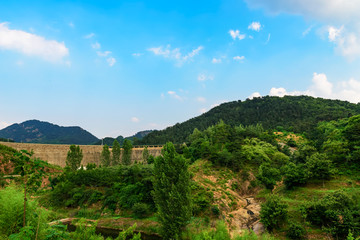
(93, 130, 153, 146)
(1, 97, 360, 239)
(0, 120, 99, 145)
(140, 96, 360, 144)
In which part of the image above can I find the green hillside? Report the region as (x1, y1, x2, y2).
(0, 120, 99, 145)
(140, 96, 360, 144)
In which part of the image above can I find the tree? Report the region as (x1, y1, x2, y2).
(66, 145, 83, 171)
(122, 139, 133, 165)
(112, 140, 121, 166)
(153, 142, 191, 239)
(101, 144, 111, 167)
(13, 150, 45, 227)
(142, 146, 149, 164)
(284, 162, 309, 189)
(260, 194, 288, 231)
(257, 162, 281, 190)
(306, 153, 334, 180)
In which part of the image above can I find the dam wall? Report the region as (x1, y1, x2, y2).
(0, 142, 162, 167)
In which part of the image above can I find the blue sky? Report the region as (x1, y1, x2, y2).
(1, 0, 360, 138)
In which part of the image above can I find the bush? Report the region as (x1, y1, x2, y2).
(260, 194, 288, 231)
(132, 203, 150, 219)
(286, 221, 306, 239)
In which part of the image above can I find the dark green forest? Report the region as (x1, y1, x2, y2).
(140, 96, 360, 144)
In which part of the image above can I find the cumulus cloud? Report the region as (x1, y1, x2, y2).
(167, 91, 183, 101)
(97, 51, 111, 57)
(148, 45, 203, 66)
(91, 42, 101, 49)
(212, 58, 222, 64)
(229, 30, 246, 40)
(0, 22, 69, 62)
(244, 0, 360, 23)
(131, 117, 139, 123)
(107, 57, 116, 67)
(248, 92, 261, 99)
(200, 108, 207, 114)
(0, 121, 9, 130)
(233, 56, 245, 61)
(253, 72, 360, 103)
(244, 0, 360, 60)
(198, 73, 214, 82)
(248, 22, 262, 31)
(197, 97, 206, 103)
(84, 33, 95, 39)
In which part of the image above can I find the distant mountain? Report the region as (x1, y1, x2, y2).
(140, 95, 360, 144)
(93, 130, 153, 146)
(0, 120, 99, 145)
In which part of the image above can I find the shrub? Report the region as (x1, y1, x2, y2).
(132, 203, 150, 219)
(260, 194, 288, 231)
(286, 221, 306, 239)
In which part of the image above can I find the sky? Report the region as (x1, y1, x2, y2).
(1, 0, 360, 138)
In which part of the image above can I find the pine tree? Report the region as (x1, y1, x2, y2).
(153, 142, 191, 239)
(122, 139, 133, 165)
(112, 139, 121, 166)
(101, 144, 111, 167)
(66, 145, 83, 171)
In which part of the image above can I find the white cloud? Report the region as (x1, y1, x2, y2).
(132, 53, 142, 57)
(261, 72, 360, 103)
(107, 57, 116, 67)
(0, 121, 9, 130)
(197, 97, 206, 103)
(0, 22, 69, 62)
(131, 117, 139, 123)
(167, 91, 183, 101)
(244, 0, 360, 23)
(212, 58, 222, 64)
(197, 73, 214, 82)
(69, 22, 75, 28)
(248, 22, 262, 31)
(148, 44, 203, 66)
(200, 108, 207, 114)
(233, 56, 245, 61)
(328, 25, 343, 42)
(97, 51, 111, 57)
(229, 30, 246, 40)
(248, 92, 261, 99)
(84, 33, 95, 39)
(265, 33, 271, 44)
(92, 42, 101, 49)
(302, 25, 315, 36)
(210, 100, 228, 109)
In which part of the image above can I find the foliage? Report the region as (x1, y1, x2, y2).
(112, 140, 121, 166)
(140, 96, 360, 144)
(260, 194, 288, 231)
(283, 162, 309, 189)
(66, 145, 83, 171)
(142, 146, 149, 163)
(153, 142, 192, 239)
(122, 139, 133, 165)
(256, 163, 281, 190)
(286, 222, 306, 240)
(302, 190, 360, 239)
(132, 203, 150, 219)
(305, 153, 334, 180)
(101, 145, 111, 167)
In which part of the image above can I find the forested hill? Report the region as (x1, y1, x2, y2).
(140, 95, 360, 144)
(0, 120, 99, 145)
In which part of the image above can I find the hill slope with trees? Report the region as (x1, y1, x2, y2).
(0, 120, 99, 145)
(140, 95, 360, 144)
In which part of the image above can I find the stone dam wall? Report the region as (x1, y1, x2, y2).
(0, 142, 162, 167)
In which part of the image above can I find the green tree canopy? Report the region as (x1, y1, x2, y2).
(101, 144, 111, 167)
(66, 145, 83, 171)
(122, 139, 133, 165)
(112, 140, 121, 166)
(153, 142, 191, 239)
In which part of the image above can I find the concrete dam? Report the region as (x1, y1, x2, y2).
(0, 142, 162, 167)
